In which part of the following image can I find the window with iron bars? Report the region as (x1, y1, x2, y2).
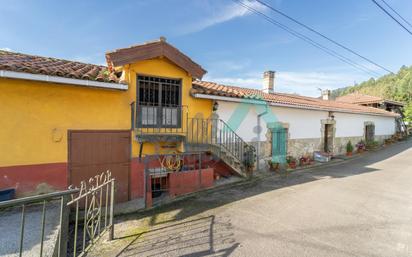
(136, 75, 182, 128)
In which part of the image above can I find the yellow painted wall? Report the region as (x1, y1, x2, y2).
(125, 57, 213, 156)
(0, 78, 131, 166)
(0, 57, 212, 167)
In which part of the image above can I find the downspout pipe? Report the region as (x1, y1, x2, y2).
(256, 105, 269, 171)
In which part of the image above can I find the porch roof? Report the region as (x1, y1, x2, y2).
(105, 38, 207, 80)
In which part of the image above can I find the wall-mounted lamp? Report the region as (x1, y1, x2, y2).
(328, 111, 335, 120)
(212, 101, 219, 112)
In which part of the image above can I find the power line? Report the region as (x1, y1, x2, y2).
(254, 0, 394, 74)
(380, 0, 412, 29)
(371, 0, 412, 36)
(232, 0, 381, 77)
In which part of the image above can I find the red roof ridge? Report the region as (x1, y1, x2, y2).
(0, 50, 119, 83)
(0, 50, 107, 69)
(192, 80, 398, 117)
(106, 38, 206, 79)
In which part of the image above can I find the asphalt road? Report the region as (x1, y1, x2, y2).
(99, 139, 412, 257)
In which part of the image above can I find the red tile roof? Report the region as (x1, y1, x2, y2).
(106, 38, 207, 79)
(336, 93, 404, 106)
(192, 81, 399, 117)
(0, 50, 120, 83)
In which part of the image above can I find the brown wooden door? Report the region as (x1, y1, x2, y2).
(324, 124, 333, 152)
(69, 130, 131, 202)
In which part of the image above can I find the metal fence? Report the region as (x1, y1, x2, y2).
(0, 170, 115, 257)
(144, 152, 215, 204)
(186, 118, 256, 168)
(67, 170, 115, 257)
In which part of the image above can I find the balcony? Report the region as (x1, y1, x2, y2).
(132, 103, 188, 142)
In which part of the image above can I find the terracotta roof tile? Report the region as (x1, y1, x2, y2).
(336, 92, 404, 106)
(0, 50, 120, 83)
(192, 81, 398, 117)
(105, 38, 207, 79)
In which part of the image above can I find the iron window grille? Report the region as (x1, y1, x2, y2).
(136, 75, 182, 128)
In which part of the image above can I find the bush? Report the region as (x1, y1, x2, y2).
(366, 140, 380, 149)
(346, 140, 354, 153)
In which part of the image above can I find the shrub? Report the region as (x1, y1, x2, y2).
(346, 140, 354, 153)
(366, 140, 380, 149)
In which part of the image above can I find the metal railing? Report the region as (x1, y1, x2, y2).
(130, 102, 256, 169)
(144, 151, 216, 205)
(67, 171, 115, 257)
(186, 118, 256, 168)
(0, 171, 115, 257)
(0, 189, 78, 257)
(132, 103, 188, 136)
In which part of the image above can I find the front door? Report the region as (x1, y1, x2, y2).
(365, 124, 375, 142)
(324, 124, 333, 152)
(272, 128, 287, 163)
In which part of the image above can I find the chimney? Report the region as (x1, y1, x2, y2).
(321, 89, 331, 100)
(262, 71, 275, 94)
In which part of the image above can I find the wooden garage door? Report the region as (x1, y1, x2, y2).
(69, 130, 131, 202)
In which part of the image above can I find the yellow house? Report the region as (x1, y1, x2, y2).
(0, 37, 220, 199)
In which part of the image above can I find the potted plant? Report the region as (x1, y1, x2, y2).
(286, 155, 297, 169)
(356, 140, 366, 153)
(346, 140, 354, 156)
(243, 146, 256, 176)
(299, 154, 313, 166)
(267, 160, 280, 172)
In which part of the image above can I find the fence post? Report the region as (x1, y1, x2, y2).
(198, 153, 202, 189)
(109, 179, 115, 241)
(57, 195, 69, 257)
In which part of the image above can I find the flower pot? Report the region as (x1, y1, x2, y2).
(346, 152, 352, 156)
(269, 162, 280, 172)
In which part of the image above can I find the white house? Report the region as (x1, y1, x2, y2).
(192, 71, 398, 169)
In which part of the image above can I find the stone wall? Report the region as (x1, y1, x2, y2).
(255, 133, 393, 168)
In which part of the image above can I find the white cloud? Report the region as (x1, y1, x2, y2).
(180, 0, 268, 34)
(204, 70, 369, 97)
(0, 47, 13, 52)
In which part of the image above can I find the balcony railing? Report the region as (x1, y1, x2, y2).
(131, 103, 256, 170)
(131, 103, 188, 137)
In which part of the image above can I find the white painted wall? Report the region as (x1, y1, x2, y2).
(217, 100, 396, 141)
(334, 112, 396, 137)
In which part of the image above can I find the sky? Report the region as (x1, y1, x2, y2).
(0, 0, 411, 96)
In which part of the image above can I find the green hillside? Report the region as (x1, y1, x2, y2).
(331, 65, 412, 122)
